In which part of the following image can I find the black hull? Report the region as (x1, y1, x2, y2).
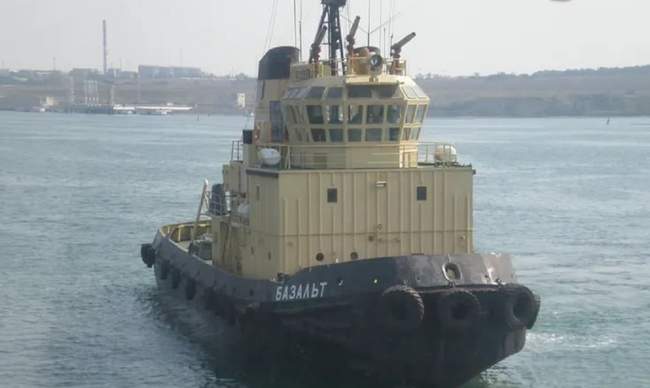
(142, 234, 540, 387)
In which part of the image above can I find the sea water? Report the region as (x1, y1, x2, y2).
(1, 111, 649, 387)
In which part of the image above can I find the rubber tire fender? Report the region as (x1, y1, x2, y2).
(502, 285, 537, 330)
(437, 289, 481, 332)
(140, 244, 156, 267)
(377, 285, 425, 332)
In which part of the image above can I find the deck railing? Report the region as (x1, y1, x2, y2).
(248, 142, 458, 170)
(417, 142, 458, 164)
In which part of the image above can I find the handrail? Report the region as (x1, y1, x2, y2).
(191, 179, 212, 242)
(290, 58, 408, 79)
(417, 142, 458, 164)
(251, 141, 458, 170)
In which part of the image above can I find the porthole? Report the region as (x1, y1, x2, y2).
(350, 252, 359, 260)
(316, 253, 324, 262)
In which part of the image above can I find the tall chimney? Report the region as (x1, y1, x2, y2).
(102, 20, 108, 74)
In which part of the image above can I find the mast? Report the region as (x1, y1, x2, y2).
(310, 0, 347, 76)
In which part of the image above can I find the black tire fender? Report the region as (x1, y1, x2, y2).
(502, 285, 538, 330)
(437, 289, 481, 332)
(377, 285, 425, 332)
(140, 244, 156, 268)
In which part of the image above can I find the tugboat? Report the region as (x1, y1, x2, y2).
(140, 1, 540, 386)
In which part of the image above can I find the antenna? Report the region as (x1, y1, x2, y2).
(367, 0, 371, 46)
(299, 0, 304, 61)
(293, 0, 298, 48)
(102, 20, 108, 75)
(379, 0, 383, 52)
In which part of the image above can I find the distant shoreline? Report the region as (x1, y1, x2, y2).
(3, 109, 649, 121)
(2, 64, 650, 117)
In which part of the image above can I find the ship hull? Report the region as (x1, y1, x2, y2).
(143, 231, 540, 388)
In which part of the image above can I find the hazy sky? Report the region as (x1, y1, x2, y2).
(1, 0, 649, 76)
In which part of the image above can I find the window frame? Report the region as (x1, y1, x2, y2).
(311, 128, 327, 142)
(306, 105, 325, 125)
(348, 128, 363, 142)
(365, 128, 383, 142)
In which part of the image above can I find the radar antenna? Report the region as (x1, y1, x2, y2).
(309, 0, 347, 76)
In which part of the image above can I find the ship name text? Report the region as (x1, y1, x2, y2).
(275, 282, 328, 301)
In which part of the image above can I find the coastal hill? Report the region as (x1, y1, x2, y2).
(419, 65, 650, 117)
(1, 65, 650, 116)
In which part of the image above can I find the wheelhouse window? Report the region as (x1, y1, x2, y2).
(402, 127, 412, 141)
(411, 127, 421, 140)
(348, 85, 372, 98)
(311, 128, 326, 142)
(406, 105, 417, 124)
(348, 129, 362, 142)
(389, 128, 401, 142)
(403, 86, 419, 100)
(411, 84, 429, 99)
(366, 105, 384, 124)
(326, 87, 343, 99)
(307, 87, 326, 99)
(307, 105, 324, 124)
(378, 85, 399, 98)
(328, 105, 343, 124)
(329, 129, 343, 143)
(387, 105, 402, 124)
(415, 105, 427, 123)
(366, 128, 383, 142)
(348, 105, 364, 124)
(284, 88, 297, 99)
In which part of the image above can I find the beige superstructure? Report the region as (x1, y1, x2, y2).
(210, 48, 474, 280)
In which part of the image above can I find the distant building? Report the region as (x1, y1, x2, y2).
(106, 68, 138, 80)
(70, 68, 100, 79)
(138, 65, 204, 79)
